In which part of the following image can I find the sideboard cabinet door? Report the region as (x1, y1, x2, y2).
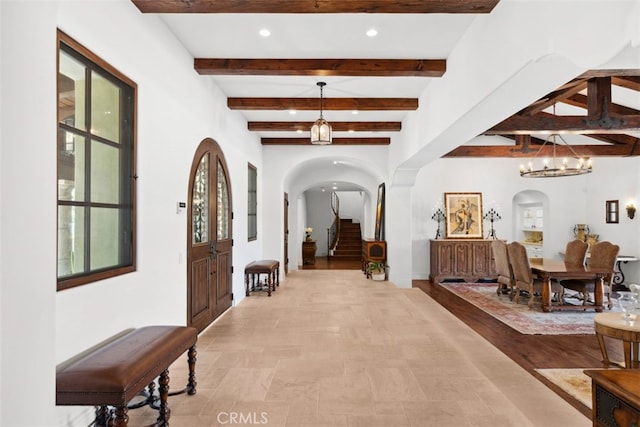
(430, 239, 496, 283)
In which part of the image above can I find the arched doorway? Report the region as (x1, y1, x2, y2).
(187, 138, 233, 332)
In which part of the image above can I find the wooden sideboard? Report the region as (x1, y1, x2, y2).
(302, 241, 317, 265)
(429, 239, 496, 283)
(585, 369, 640, 427)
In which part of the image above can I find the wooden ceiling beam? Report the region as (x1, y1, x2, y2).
(261, 137, 390, 145)
(444, 143, 640, 158)
(613, 76, 640, 92)
(195, 58, 446, 77)
(517, 79, 588, 116)
(228, 97, 418, 111)
(248, 121, 401, 132)
(486, 112, 640, 134)
(132, 0, 500, 14)
(562, 93, 639, 117)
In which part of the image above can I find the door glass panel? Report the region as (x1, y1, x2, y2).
(192, 154, 209, 244)
(91, 71, 121, 143)
(217, 160, 229, 240)
(57, 205, 85, 278)
(91, 140, 119, 204)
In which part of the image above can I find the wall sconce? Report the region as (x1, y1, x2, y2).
(626, 204, 636, 219)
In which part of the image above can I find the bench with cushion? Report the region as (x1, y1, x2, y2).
(56, 325, 197, 427)
(245, 259, 280, 296)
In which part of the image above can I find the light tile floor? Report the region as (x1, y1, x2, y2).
(129, 270, 589, 426)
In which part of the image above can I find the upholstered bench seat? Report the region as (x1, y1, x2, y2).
(56, 325, 197, 426)
(245, 259, 280, 296)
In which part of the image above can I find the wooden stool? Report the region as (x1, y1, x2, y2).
(594, 312, 640, 368)
(245, 260, 280, 296)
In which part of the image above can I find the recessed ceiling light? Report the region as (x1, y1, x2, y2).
(352, 110, 359, 115)
(289, 109, 296, 115)
(259, 28, 271, 37)
(296, 129, 303, 133)
(348, 130, 355, 133)
(366, 28, 378, 37)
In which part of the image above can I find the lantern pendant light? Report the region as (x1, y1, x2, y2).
(310, 81, 332, 145)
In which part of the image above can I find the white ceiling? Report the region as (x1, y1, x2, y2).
(160, 13, 478, 139)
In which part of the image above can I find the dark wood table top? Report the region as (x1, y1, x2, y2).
(530, 258, 612, 278)
(585, 369, 640, 409)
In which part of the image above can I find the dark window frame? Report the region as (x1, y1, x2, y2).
(57, 30, 137, 291)
(248, 163, 257, 241)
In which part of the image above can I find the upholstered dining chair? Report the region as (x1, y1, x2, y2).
(564, 239, 589, 266)
(507, 241, 563, 308)
(491, 240, 513, 296)
(560, 241, 619, 309)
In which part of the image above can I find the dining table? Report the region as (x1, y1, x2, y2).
(529, 258, 613, 312)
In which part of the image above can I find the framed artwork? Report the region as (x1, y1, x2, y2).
(444, 192, 483, 239)
(374, 183, 385, 241)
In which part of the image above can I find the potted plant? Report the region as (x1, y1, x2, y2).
(366, 261, 388, 281)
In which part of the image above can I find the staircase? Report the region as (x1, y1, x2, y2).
(332, 219, 362, 261)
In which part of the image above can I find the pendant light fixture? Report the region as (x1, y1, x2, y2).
(310, 81, 332, 145)
(519, 104, 592, 178)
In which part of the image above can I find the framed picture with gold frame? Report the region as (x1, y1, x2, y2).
(444, 192, 483, 239)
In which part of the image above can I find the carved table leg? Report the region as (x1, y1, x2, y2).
(157, 369, 170, 426)
(109, 406, 128, 427)
(187, 344, 197, 395)
(95, 405, 110, 426)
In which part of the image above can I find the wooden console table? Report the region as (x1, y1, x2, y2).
(302, 240, 317, 265)
(585, 369, 640, 426)
(429, 239, 496, 283)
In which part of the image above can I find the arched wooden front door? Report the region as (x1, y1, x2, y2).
(187, 138, 233, 332)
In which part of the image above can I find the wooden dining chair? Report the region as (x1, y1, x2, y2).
(491, 240, 513, 296)
(564, 239, 589, 266)
(559, 239, 589, 303)
(508, 241, 563, 308)
(560, 241, 619, 308)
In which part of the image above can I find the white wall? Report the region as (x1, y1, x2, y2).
(2, 1, 640, 425)
(1, 2, 262, 425)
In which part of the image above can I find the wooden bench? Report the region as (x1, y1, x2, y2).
(56, 325, 198, 427)
(245, 259, 280, 296)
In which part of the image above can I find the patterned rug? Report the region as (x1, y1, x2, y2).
(440, 282, 619, 335)
(535, 368, 621, 409)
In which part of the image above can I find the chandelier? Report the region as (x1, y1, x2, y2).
(310, 81, 332, 145)
(519, 133, 593, 178)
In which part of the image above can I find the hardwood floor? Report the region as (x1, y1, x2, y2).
(413, 279, 623, 418)
(302, 256, 622, 418)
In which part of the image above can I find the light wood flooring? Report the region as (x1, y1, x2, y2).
(123, 266, 602, 426)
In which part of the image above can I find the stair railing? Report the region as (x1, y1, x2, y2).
(327, 192, 340, 257)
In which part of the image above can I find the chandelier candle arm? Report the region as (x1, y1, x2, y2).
(310, 81, 332, 145)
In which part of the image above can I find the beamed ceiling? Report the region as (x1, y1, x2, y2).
(132, 0, 640, 156)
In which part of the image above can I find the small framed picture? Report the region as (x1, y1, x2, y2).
(444, 192, 483, 239)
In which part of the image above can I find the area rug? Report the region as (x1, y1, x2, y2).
(440, 282, 619, 335)
(535, 368, 620, 409)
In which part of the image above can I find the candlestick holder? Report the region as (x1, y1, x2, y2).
(431, 208, 445, 239)
(483, 208, 502, 239)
